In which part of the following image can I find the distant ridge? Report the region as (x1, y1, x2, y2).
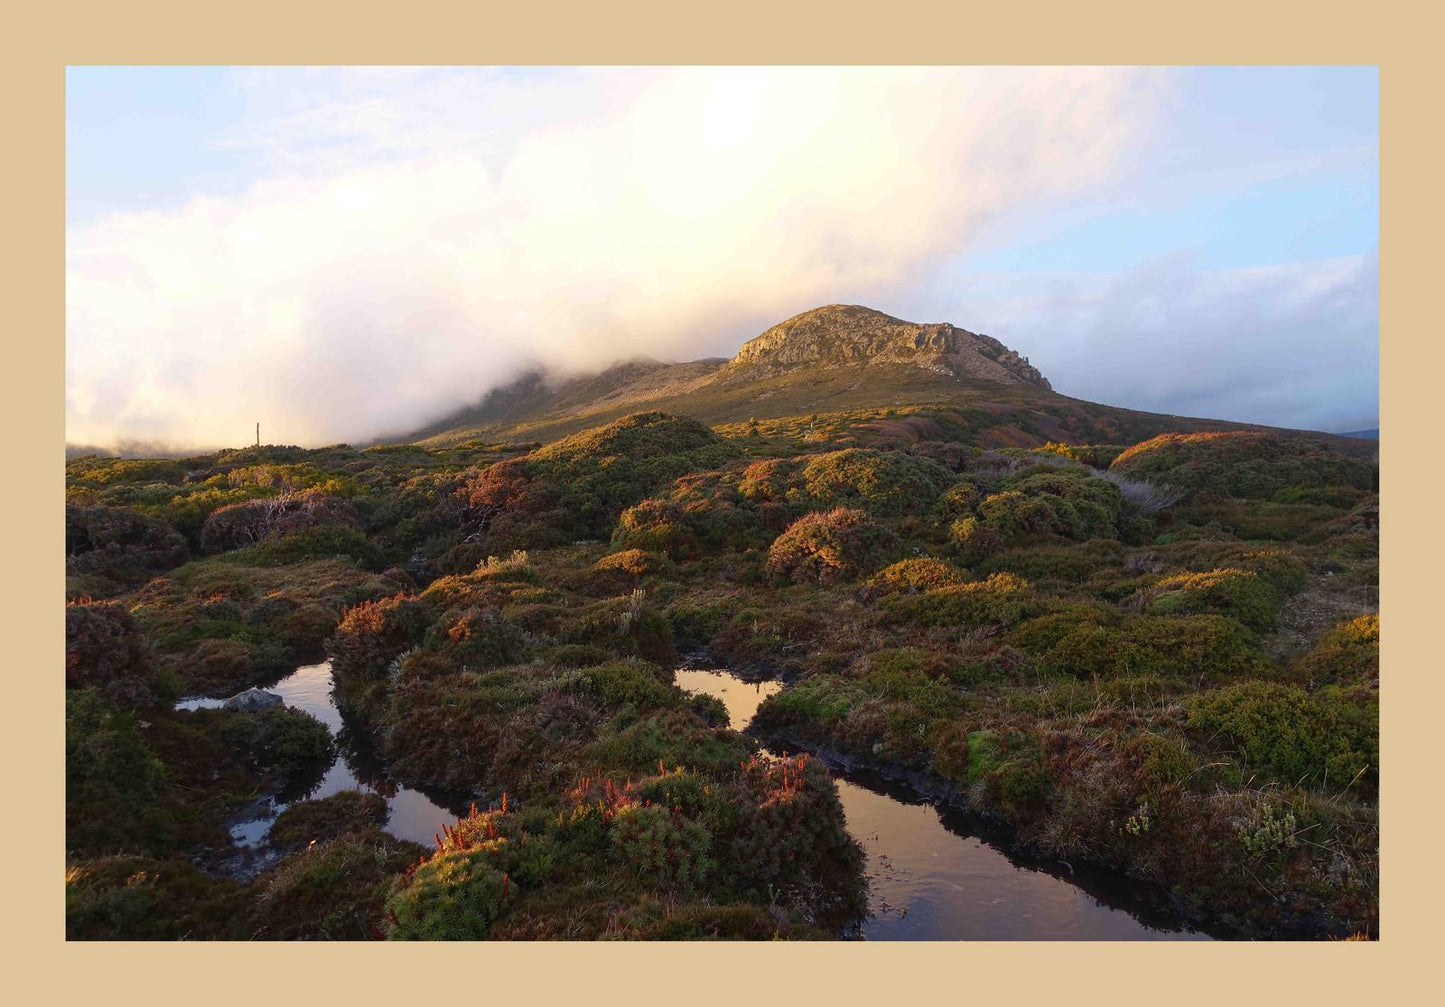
(397, 304, 1372, 455)
(1339, 429, 1379, 440)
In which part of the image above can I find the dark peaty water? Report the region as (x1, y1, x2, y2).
(177, 662, 467, 849)
(673, 666, 1212, 941)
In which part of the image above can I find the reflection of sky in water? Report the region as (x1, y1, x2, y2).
(673, 666, 1211, 941)
(177, 662, 464, 848)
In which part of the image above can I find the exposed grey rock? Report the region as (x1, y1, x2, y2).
(223, 687, 284, 712)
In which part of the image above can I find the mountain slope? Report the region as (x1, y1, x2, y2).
(400, 305, 1371, 455)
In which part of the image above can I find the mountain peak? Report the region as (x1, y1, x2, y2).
(723, 304, 1050, 389)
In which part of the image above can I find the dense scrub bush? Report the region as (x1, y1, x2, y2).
(422, 606, 531, 670)
(66, 505, 189, 586)
(737, 457, 804, 503)
(1010, 611, 1266, 680)
(199, 489, 358, 554)
(611, 498, 700, 558)
(254, 829, 424, 940)
(1293, 614, 1379, 686)
(612, 803, 712, 892)
(977, 540, 1125, 586)
(66, 600, 165, 707)
(384, 847, 514, 939)
(1037, 442, 1126, 468)
(66, 855, 247, 940)
(884, 572, 1037, 627)
(726, 755, 865, 915)
(224, 523, 383, 569)
(798, 448, 956, 516)
(327, 594, 434, 683)
(1185, 681, 1377, 789)
(1110, 432, 1375, 500)
(596, 548, 668, 577)
(66, 690, 167, 851)
(219, 707, 335, 778)
(561, 592, 676, 663)
(1144, 567, 1283, 630)
(767, 508, 898, 585)
(988, 469, 1125, 539)
(578, 659, 677, 710)
(864, 557, 967, 596)
(932, 479, 984, 522)
(268, 791, 390, 849)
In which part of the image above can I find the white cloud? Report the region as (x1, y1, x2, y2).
(67, 67, 1158, 449)
(927, 252, 1379, 433)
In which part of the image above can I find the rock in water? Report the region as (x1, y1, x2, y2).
(223, 687, 284, 711)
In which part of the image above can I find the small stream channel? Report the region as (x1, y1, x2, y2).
(182, 661, 1212, 938)
(177, 662, 468, 857)
(674, 666, 1213, 941)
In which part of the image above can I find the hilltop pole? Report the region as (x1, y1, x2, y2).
(255, 421, 259, 447)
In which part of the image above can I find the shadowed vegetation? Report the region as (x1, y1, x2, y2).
(65, 405, 1377, 940)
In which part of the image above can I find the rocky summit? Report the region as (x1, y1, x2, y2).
(722, 304, 1051, 389)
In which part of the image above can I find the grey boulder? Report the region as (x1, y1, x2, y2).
(223, 688, 284, 712)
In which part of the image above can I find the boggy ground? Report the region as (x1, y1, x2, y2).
(65, 413, 1378, 939)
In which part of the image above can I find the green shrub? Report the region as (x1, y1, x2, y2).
(578, 659, 677, 710)
(327, 594, 434, 683)
(884, 572, 1037, 627)
(865, 557, 967, 596)
(423, 606, 531, 669)
(254, 829, 423, 940)
(268, 791, 390, 849)
(1294, 614, 1379, 685)
(562, 591, 676, 663)
(1185, 681, 1376, 789)
(1012, 612, 1266, 680)
(1110, 432, 1375, 500)
(66, 505, 189, 586)
(66, 691, 167, 852)
(66, 600, 164, 708)
(220, 707, 335, 778)
(612, 803, 712, 892)
(67, 856, 245, 940)
(383, 847, 514, 940)
(1145, 567, 1282, 630)
(799, 448, 955, 516)
(611, 498, 700, 558)
(767, 508, 898, 585)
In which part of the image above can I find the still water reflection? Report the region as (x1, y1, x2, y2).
(673, 666, 1211, 941)
(177, 662, 467, 849)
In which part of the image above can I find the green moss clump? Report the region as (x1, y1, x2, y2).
(220, 706, 335, 778)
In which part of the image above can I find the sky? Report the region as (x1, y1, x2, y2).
(66, 66, 1379, 450)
